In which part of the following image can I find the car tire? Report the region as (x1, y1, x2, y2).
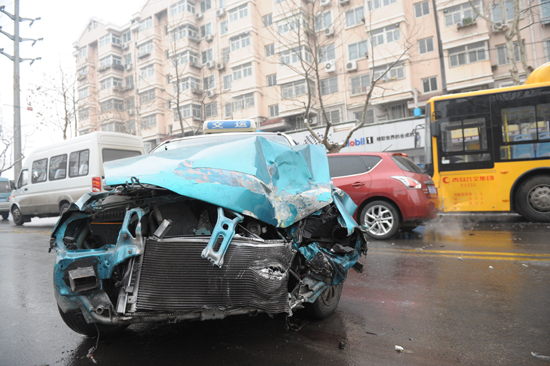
(1, 212, 8, 220)
(57, 305, 128, 337)
(11, 206, 26, 226)
(516, 176, 550, 223)
(59, 202, 70, 216)
(304, 282, 344, 319)
(361, 200, 401, 240)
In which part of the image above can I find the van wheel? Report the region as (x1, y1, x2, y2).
(516, 176, 550, 223)
(59, 202, 70, 216)
(361, 200, 401, 240)
(1, 212, 8, 220)
(11, 206, 26, 226)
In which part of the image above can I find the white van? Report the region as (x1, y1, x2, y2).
(10, 132, 144, 225)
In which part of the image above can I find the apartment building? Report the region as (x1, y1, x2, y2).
(74, 0, 550, 152)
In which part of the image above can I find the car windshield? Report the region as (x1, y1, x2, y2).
(0, 181, 11, 193)
(392, 155, 424, 174)
(151, 133, 291, 153)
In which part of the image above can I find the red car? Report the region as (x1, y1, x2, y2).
(327, 152, 439, 240)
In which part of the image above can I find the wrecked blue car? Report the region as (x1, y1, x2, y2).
(50, 133, 367, 336)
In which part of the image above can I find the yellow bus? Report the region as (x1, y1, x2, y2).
(425, 62, 550, 222)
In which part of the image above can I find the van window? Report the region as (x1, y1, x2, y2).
(69, 150, 90, 177)
(102, 149, 142, 163)
(0, 181, 11, 193)
(32, 158, 48, 183)
(17, 169, 28, 189)
(49, 154, 68, 181)
(328, 156, 367, 178)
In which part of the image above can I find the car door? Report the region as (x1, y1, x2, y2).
(328, 155, 373, 205)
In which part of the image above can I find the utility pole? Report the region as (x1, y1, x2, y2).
(0, 1, 42, 180)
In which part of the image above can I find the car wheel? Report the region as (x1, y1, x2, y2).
(516, 176, 550, 223)
(59, 202, 70, 216)
(361, 200, 401, 240)
(1, 212, 8, 220)
(304, 282, 344, 319)
(11, 206, 26, 226)
(57, 305, 128, 337)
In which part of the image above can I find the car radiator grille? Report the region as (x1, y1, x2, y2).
(134, 237, 293, 314)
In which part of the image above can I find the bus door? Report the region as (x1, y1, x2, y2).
(434, 96, 499, 212)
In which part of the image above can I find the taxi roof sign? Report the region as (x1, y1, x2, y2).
(203, 119, 257, 133)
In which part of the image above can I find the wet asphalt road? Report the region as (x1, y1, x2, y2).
(0, 215, 549, 366)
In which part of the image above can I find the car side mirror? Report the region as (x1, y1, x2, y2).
(431, 121, 440, 137)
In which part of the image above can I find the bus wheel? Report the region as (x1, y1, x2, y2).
(516, 176, 550, 223)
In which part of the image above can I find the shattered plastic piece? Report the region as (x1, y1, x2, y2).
(489, 266, 493, 269)
(339, 342, 346, 349)
(522, 264, 528, 267)
(458, 257, 463, 261)
(395, 345, 404, 352)
(531, 352, 550, 360)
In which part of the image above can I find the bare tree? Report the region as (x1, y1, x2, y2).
(31, 61, 79, 140)
(469, 0, 533, 85)
(265, 0, 414, 153)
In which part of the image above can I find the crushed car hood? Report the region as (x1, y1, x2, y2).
(104, 136, 335, 228)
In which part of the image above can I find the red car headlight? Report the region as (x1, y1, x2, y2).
(391, 176, 422, 189)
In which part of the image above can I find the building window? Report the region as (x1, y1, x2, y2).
(232, 62, 252, 80)
(543, 0, 550, 23)
(173, 50, 199, 66)
(87, 20, 97, 32)
(448, 41, 488, 67)
(203, 75, 215, 90)
(267, 74, 277, 87)
(318, 44, 336, 63)
(370, 24, 400, 47)
(140, 64, 155, 79)
(122, 30, 131, 43)
(174, 104, 202, 119)
(414, 1, 430, 17)
(320, 76, 338, 95)
(390, 104, 406, 119)
(200, 0, 211, 12)
(77, 46, 87, 59)
(99, 55, 122, 68)
(222, 47, 230, 63)
(223, 74, 232, 90)
(138, 40, 153, 57)
(126, 120, 136, 135)
(124, 53, 132, 65)
(170, 0, 196, 16)
(418, 37, 434, 54)
(125, 75, 134, 88)
(102, 122, 124, 132)
(171, 24, 199, 42)
(280, 46, 312, 65)
(142, 114, 157, 129)
(220, 20, 228, 35)
(445, 0, 482, 27)
(368, 0, 397, 11)
(200, 23, 212, 38)
(230, 33, 251, 51)
(492, 0, 516, 22)
(126, 97, 135, 112)
(545, 39, 550, 62)
(205, 101, 217, 118)
(281, 80, 314, 99)
(100, 77, 122, 90)
(225, 103, 232, 117)
(373, 63, 405, 81)
(322, 110, 341, 125)
(496, 42, 522, 65)
(78, 87, 88, 100)
(99, 33, 121, 47)
(232, 93, 254, 111)
(201, 48, 213, 64)
(229, 4, 248, 23)
(139, 17, 152, 31)
(353, 109, 374, 124)
(422, 76, 438, 93)
(100, 99, 124, 113)
(348, 40, 368, 60)
(314, 11, 332, 31)
(350, 74, 370, 95)
(269, 104, 279, 117)
(263, 13, 273, 27)
(78, 108, 89, 120)
(173, 77, 200, 93)
(277, 17, 305, 34)
(140, 89, 156, 104)
(265, 43, 275, 57)
(77, 66, 88, 78)
(346, 7, 364, 27)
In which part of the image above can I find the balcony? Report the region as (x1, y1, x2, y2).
(457, 18, 477, 29)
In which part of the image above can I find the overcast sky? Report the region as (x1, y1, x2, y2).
(0, 0, 144, 179)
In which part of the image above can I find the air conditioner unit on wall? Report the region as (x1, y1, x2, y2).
(217, 8, 226, 18)
(206, 61, 215, 69)
(346, 60, 357, 72)
(205, 34, 214, 42)
(125, 64, 132, 71)
(206, 90, 216, 98)
(121, 43, 129, 50)
(321, 0, 331, 6)
(325, 60, 336, 73)
(217, 62, 225, 70)
(492, 21, 508, 32)
(339, 0, 350, 5)
(195, 12, 203, 20)
(325, 26, 334, 37)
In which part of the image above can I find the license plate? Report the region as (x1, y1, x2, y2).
(427, 185, 437, 195)
(0, 198, 7, 202)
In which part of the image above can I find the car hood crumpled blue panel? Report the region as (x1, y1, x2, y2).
(104, 136, 335, 228)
